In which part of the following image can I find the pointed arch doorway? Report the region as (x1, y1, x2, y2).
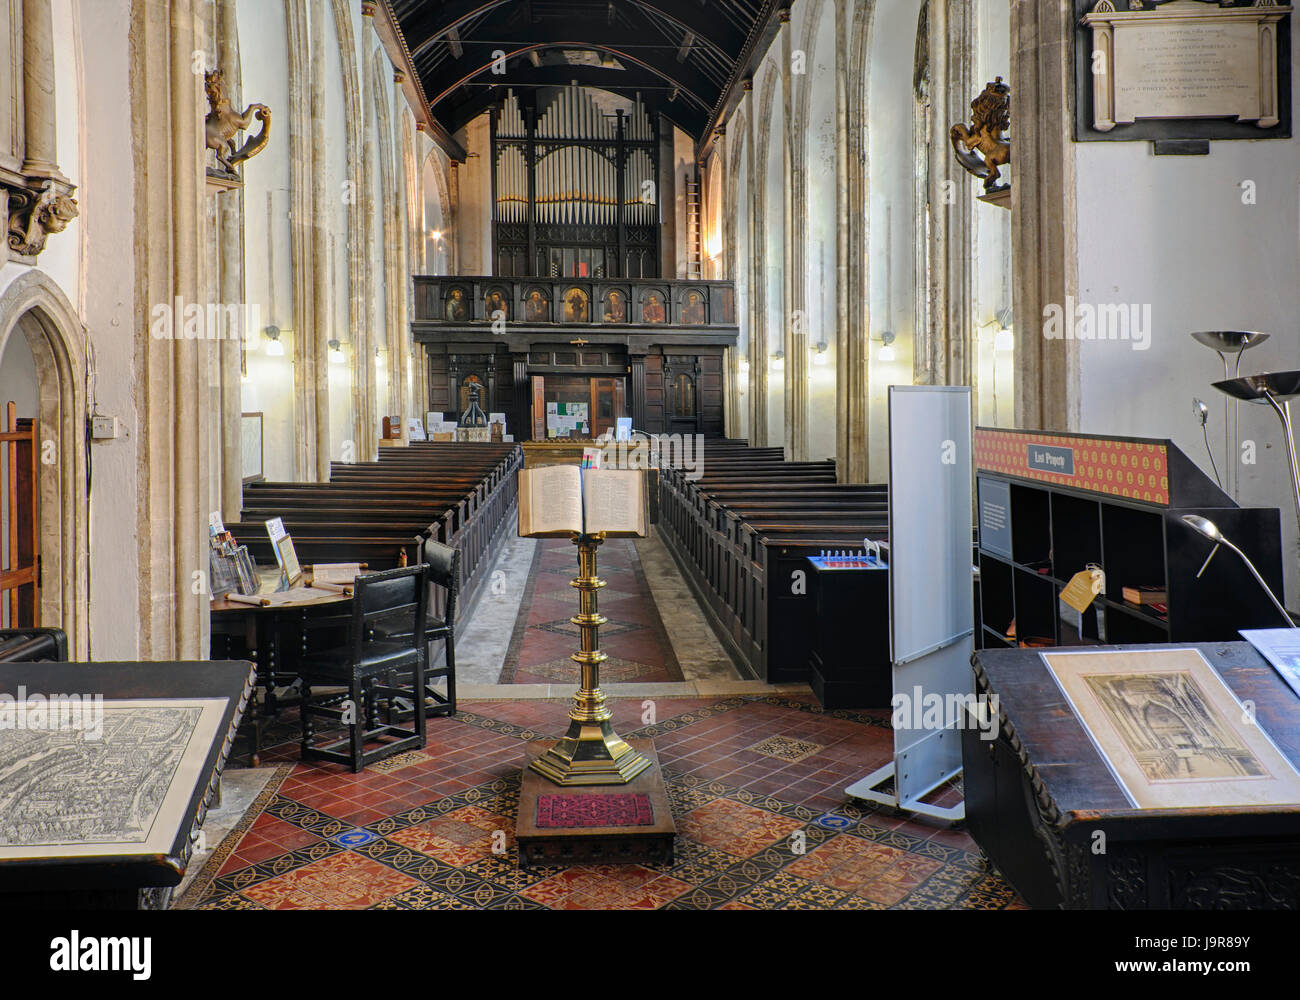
(0, 272, 91, 657)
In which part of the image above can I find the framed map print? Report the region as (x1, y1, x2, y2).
(0, 698, 229, 860)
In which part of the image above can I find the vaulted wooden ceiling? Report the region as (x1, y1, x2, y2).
(387, 0, 788, 153)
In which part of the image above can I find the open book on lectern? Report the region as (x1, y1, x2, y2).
(518, 466, 648, 538)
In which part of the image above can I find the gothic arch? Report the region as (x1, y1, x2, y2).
(723, 107, 747, 282)
(0, 271, 90, 657)
(792, 0, 830, 167)
(422, 148, 453, 286)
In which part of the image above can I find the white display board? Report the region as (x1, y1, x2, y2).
(888, 386, 974, 664)
(846, 386, 973, 822)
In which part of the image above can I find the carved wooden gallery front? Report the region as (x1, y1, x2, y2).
(412, 276, 737, 441)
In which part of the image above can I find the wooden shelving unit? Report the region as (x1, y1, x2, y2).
(974, 428, 1286, 650)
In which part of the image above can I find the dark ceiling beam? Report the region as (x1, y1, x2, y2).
(404, 0, 743, 71)
(406, 0, 514, 61)
(426, 39, 716, 116)
(695, 0, 790, 162)
(628, 0, 746, 57)
(677, 30, 695, 64)
(370, 1, 468, 162)
(417, 11, 723, 107)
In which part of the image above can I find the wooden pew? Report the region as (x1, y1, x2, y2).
(226, 443, 522, 617)
(655, 445, 890, 683)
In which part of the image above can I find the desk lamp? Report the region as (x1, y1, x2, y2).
(1181, 514, 1295, 629)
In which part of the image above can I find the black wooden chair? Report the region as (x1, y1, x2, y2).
(297, 565, 429, 772)
(0, 628, 67, 661)
(379, 537, 460, 722)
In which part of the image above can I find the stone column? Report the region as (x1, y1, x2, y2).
(310, 0, 332, 477)
(334, 0, 368, 462)
(745, 82, 768, 447)
(778, 9, 807, 461)
(286, 0, 316, 479)
(134, 0, 212, 659)
(394, 91, 413, 431)
(922, 0, 975, 391)
(217, 0, 244, 520)
(839, 0, 872, 483)
(1010, 0, 1077, 431)
(714, 127, 742, 441)
(21, 0, 63, 178)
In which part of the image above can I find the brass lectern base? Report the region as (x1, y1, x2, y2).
(517, 739, 676, 868)
(528, 719, 652, 786)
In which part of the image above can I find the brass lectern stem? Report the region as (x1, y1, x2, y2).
(528, 532, 652, 786)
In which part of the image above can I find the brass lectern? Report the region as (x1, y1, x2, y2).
(527, 532, 652, 786)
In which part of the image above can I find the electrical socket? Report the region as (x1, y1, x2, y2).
(91, 415, 119, 440)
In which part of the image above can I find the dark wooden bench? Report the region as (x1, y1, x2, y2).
(656, 446, 890, 683)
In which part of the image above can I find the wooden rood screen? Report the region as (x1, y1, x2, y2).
(0, 401, 38, 627)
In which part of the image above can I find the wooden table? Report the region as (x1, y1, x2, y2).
(0, 660, 253, 909)
(210, 570, 352, 763)
(963, 642, 1300, 909)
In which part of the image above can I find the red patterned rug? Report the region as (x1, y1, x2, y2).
(501, 537, 683, 684)
(535, 793, 655, 829)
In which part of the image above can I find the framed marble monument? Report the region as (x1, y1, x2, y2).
(1075, 0, 1292, 143)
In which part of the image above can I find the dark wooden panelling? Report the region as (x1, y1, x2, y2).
(644, 355, 665, 434)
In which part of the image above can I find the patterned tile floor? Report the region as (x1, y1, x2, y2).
(499, 538, 684, 684)
(182, 696, 1023, 910)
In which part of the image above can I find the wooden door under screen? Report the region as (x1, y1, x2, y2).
(666, 368, 700, 435)
(531, 375, 546, 441)
(589, 378, 625, 440)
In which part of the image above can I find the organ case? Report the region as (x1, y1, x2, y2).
(492, 86, 660, 280)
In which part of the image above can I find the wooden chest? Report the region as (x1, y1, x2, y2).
(963, 642, 1300, 909)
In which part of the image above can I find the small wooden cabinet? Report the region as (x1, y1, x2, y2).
(806, 554, 891, 709)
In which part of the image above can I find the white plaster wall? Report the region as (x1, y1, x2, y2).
(801, 0, 839, 461)
(42, 0, 82, 302)
(71, 0, 139, 658)
(866, 0, 925, 479)
(1075, 14, 1300, 606)
(457, 116, 493, 275)
(237, 0, 296, 481)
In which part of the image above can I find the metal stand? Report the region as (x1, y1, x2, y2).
(1213, 372, 1300, 540)
(1191, 331, 1270, 499)
(528, 532, 652, 786)
(845, 761, 966, 824)
(1261, 391, 1300, 538)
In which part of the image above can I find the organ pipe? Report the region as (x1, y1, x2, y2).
(492, 84, 659, 249)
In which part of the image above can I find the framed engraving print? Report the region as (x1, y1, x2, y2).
(1041, 647, 1300, 809)
(1075, 0, 1292, 142)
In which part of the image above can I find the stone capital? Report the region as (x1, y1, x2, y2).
(6, 175, 79, 259)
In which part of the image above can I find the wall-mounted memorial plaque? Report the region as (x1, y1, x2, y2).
(1075, 0, 1292, 142)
